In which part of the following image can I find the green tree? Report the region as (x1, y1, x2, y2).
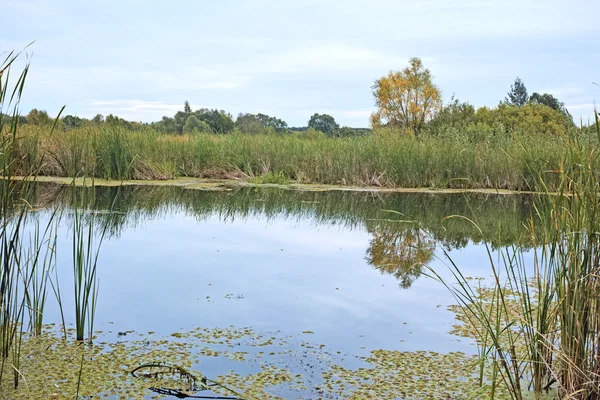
(92, 114, 104, 123)
(26, 109, 51, 125)
(256, 113, 288, 132)
(183, 115, 200, 133)
(196, 120, 211, 133)
(62, 115, 82, 129)
(235, 113, 263, 135)
(426, 97, 477, 135)
(184, 100, 192, 115)
(193, 109, 234, 133)
(307, 113, 338, 135)
(173, 111, 188, 134)
(505, 77, 529, 106)
(529, 92, 572, 122)
(105, 114, 132, 129)
(476, 103, 571, 136)
(236, 113, 288, 134)
(153, 116, 176, 133)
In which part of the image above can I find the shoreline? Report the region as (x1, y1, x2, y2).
(5, 175, 544, 195)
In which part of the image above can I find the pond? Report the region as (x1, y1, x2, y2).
(5, 183, 537, 399)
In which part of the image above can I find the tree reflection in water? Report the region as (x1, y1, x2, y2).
(365, 225, 435, 289)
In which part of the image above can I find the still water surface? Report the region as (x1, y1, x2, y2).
(30, 184, 535, 398)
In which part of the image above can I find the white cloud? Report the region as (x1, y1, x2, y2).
(336, 110, 373, 120)
(7, 0, 600, 126)
(83, 100, 207, 120)
(566, 103, 596, 111)
(25, 65, 242, 97)
(545, 85, 585, 97)
(245, 45, 406, 75)
(136, 68, 243, 91)
(4, 0, 60, 17)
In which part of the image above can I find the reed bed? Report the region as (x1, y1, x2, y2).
(1, 50, 107, 394)
(8, 124, 590, 192)
(433, 114, 600, 399)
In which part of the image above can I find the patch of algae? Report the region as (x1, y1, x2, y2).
(320, 350, 498, 400)
(445, 283, 559, 400)
(1, 323, 507, 400)
(447, 286, 522, 340)
(447, 284, 540, 363)
(0, 329, 206, 400)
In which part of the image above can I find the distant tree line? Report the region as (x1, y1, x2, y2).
(150, 102, 371, 137)
(5, 109, 141, 130)
(13, 100, 371, 138)
(13, 57, 585, 140)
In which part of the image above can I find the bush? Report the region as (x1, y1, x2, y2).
(332, 126, 371, 138)
(294, 128, 327, 140)
(477, 103, 571, 136)
(426, 101, 573, 139)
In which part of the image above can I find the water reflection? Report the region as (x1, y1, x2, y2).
(29, 183, 536, 247)
(22, 183, 538, 291)
(8, 183, 540, 398)
(366, 226, 435, 289)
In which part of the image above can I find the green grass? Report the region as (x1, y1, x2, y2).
(8, 124, 593, 192)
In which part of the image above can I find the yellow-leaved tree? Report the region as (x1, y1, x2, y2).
(371, 57, 442, 136)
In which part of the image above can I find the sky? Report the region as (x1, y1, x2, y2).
(3, 0, 600, 127)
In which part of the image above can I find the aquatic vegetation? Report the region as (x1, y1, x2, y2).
(322, 350, 494, 399)
(249, 171, 291, 185)
(5, 45, 594, 399)
(70, 184, 108, 343)
(433, 113, 600, 399)
(0, 49, 105, 394)
(0, 46, 65, 391)
(23, 222, 58, 336)
(0, 325, 494, 399)
(10, 123, 590, 191)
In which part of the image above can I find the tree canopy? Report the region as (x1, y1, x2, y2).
(307, 113, 339, 135)
(26, 109, 51, 125)
(153, 106, 234, 134)
(505, 77, 529, 106)
(236, 113, 288, 134)
(529, 92, 572, 122)
(371, 57, 442, 136)
(62, 115, 83, 129)
(256, 113, 288, 132)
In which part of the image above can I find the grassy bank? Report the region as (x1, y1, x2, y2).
(7, 124, 594, 191)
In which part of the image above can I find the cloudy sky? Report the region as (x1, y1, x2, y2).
(3, 0, 600, 127)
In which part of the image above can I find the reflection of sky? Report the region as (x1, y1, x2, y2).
(39, 210, 512, 358)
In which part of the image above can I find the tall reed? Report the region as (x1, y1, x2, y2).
(71, 183, 107, 343)
(23, 221, 58, 336)
(11, 124, 582, 192)
(0, 47, 40, 388)
(0, 47, 66, 390)
(431, 112, 600, 399)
